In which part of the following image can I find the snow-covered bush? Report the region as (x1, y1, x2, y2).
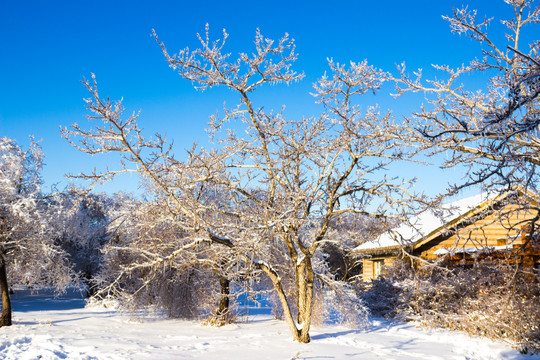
(90, 200, 232, 322)
(312, 283, 370, 329)
(361, 259, 540, 353)
(318, 242, 362, 281)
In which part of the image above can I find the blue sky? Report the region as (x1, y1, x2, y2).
(0, 1, 519, 196)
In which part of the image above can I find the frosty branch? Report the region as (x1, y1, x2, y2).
(65, 27, 424, 343)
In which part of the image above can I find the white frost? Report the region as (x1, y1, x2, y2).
(296, 253, 305, 266)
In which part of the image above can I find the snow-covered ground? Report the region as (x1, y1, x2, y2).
(0, 289, 536, 360)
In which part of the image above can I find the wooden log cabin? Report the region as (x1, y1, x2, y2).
(355, 189, 540, 281)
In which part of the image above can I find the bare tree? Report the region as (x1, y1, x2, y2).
(62, 27, 423, 342)
(388, 0, 540, 258)
(392, 0, 540, 194)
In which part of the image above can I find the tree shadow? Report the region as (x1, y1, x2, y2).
(310, 329, 364, 341)
(10, 288, 87, 312)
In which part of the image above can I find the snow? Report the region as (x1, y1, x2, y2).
(355, 193, 495, 251)
(0, 288, 536, 359)
(433, 245, 514, 256)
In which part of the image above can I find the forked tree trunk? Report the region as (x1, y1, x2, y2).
(258, 259, 315, 343)
(0, 255, 12, 327)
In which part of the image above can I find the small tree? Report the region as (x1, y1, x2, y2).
(63, 28, 423, 342)
(0, 137, 74, 326)
(93, 198, 235, 321)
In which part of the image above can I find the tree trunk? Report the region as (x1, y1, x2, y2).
(84, 271, 98, 298)
(0, 254, 12, 327)
(295, 257, 314, 343)
(215, 274, 230, 322)
(256, 261, 305, 341)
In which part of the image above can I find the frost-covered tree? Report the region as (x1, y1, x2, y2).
(389, 0, 540, 252)
(0, 137, 74, 326)
(93, 197, 236, 322)
(354, 3, 540, 348)
(47, 189, 132, 295)
(392, 0, 540, 194)
(62, 28, 424, 342)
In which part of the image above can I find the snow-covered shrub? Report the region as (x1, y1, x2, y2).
(303, 250, 370, 328)
(93, 238, 209, 319)
(357, 276, 403, 319)
(90, 200, 236, 322)
(361, 259, 540, 353)
(312, 282, 370, 328)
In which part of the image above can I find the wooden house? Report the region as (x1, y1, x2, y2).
(355, 189, 540, 281)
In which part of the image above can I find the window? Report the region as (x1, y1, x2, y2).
(373, 260, 384, 278)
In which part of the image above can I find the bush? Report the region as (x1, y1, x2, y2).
(360, 259, 540, 353)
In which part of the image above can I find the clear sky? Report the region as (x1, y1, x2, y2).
(0, 1, 520, 196)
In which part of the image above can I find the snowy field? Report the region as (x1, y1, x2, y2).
(0, 289, 537, 360)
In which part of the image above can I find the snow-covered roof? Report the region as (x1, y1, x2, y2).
(354, 192, 496, 252)
(432, 245, 513, 256)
